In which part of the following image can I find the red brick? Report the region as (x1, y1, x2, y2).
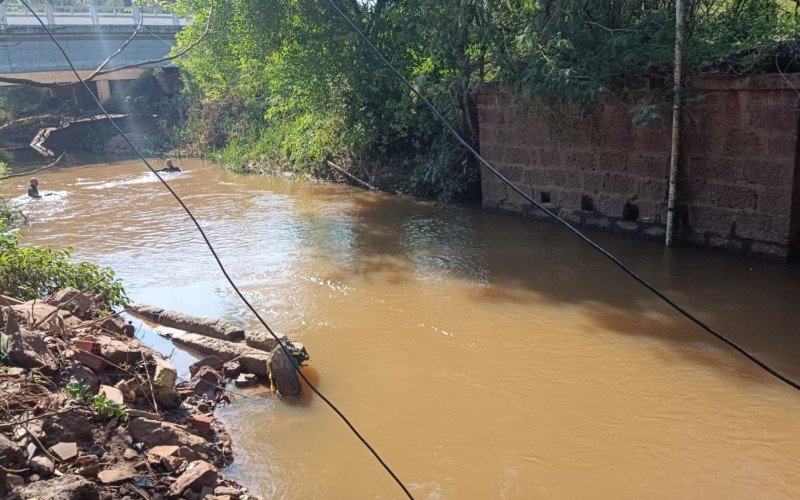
(707, 183, 757, 210)
(688, 156, 744, 183)
(757, 188, 793, 215)
(722, 129, 765, 156)
(638, 179, 667, 201)
(765, 132, 798, 161)
(688, 205, 736, 234)
(604, 174, 635, 194)
(742, 160, 793, 186)
(734, 212, 790, 242)
(628, 153, 669, 178)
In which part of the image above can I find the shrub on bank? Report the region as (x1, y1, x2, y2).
(0, 209, 127, 309)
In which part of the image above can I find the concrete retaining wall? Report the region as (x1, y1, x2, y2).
(477, 74, 800, 260)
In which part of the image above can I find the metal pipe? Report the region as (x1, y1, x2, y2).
(665, 0, 686, 246)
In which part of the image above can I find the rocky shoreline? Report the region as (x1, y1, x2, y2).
(0, 288, 309, 499)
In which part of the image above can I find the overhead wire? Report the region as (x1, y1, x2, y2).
(18, 1, 414, 497)
(321, 0, 800, 393)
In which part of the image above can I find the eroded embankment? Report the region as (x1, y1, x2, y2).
(0, 288, 308, 499)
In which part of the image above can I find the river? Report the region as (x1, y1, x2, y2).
(4, 158, 800, 498)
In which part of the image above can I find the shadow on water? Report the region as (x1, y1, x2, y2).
(331, 191, 800, 385)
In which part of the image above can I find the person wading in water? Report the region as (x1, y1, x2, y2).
(156, 159, 182, 173)
(27, 178, 40, 198)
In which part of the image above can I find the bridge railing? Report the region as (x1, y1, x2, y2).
(0, 1, 187, 28)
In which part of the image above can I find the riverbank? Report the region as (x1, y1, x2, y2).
(0, 288, 257, 499)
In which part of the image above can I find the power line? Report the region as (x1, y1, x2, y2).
(18, 2, 414, 497)
(322, 0, 800, 393)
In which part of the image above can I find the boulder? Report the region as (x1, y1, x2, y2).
(268, 348, 302, 397)
(29, 455, 55, 476)
(21, 474, 99, 500)
(168, 460, 217, 497)
(6, 328, 58, 375)
(127, 303, 244, 341)
(62, 361, 99, 393)
(99, 385, 124, 406)
(10, 302, 82, 329)
(190, 366, 221, 397)
(234, 373, 256, 388)
(170, 332, 270, 377)
(50, 442, 78, 462)
(42, 410, 93, 446)
(49, 288, 92, 318)
(97, 468, 134, 484)
(0, 434, 25, 467)
(189, 355, 225, 378)
(152, 356, 180, 408)
(222, 360, 242, 378)
(244, 330, 283, 353)
(127, 418, 207, 456)
(97, 336, 142, 366)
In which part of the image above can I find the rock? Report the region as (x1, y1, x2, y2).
(0, 434, 25, 467)
(97, 468, 134, 484)
(51, 442, 79, 462)
(115, 380, 136, 402)
(95, 317, 126, 336)
(63, 360, 100, 393)
(75, 454, 99, 477)
(42, 410, 93, 446)
(0, 469, 9, 497)
(6, 328, 58, 375)
(269, 348, 302, 397)
(72, 349, 107, 373)
(123, 448, 138, 460)
(127, 409, 162, 420)
(189, 356, 225, 378)
(97, 337, 142, 366)
(222, 361, 242, 378)
(168, 460, 217, 497)
(244, 330, 283, 353)
(215, 486, 241, 498)
(10, 302, 81, 329)
(122, 323, 136, 338)
(190, 366, 221, 397)
(7, 472, 24, 488)
(146, 445, 179, 466)
(5, 366, 26, 377)
(234, 373, 256, 388)
(127, 303, 244, 341)
(162, 455, 186, 472)
(170, 332, 271, 377)
(127, 419, 207, 456)
(29, 455, 55, 476)
(99, 385, 124, 406)
(151, 356, 180, 408)
(49, 288, 92, 318)
(21, 474, 99, 500)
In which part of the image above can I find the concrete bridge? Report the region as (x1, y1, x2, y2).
(0, 2, 186, 101)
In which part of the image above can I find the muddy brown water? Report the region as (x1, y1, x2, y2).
(4, 158, 800, 499)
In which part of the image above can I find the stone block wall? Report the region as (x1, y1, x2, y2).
(477, 74, 800, 260)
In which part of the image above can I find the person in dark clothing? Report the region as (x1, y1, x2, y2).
(27, 178, 40, 198)
(156, 159, 182, 173)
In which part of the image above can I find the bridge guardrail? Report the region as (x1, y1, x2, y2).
(0, 2, 187, 28)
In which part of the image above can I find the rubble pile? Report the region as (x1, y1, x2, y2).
(0, 288, 263, 500)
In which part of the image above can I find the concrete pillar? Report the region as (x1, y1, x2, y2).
(0, 4, 7, 28)
(96, 80, 112, 103)
(44, 4, 55, 26)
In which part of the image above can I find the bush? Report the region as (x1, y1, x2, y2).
(0, 211, 127, 309)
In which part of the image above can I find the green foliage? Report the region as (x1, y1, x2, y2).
(80, 122, 119, 155)
(0, 87, 51, 124)
(65, 381, 130, 421)
(0, 210, 127, 309)
(171, 0, 797, 199)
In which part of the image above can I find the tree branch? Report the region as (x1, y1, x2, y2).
(0, 0, 214, 88)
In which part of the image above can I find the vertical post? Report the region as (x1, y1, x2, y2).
(0, 4, 7, 28)
(665, 0, 686, 246)
(44, 3, 55, 26)
(132, 5, 141, 26)
(172, 12, 180, 26)
(89, 2, 99, 25)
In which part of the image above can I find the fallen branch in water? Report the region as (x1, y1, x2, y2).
(326, 160, 379, 191)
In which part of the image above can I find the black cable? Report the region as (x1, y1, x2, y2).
(19, 2, 414, 497)
(323, 0, 800, 393)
